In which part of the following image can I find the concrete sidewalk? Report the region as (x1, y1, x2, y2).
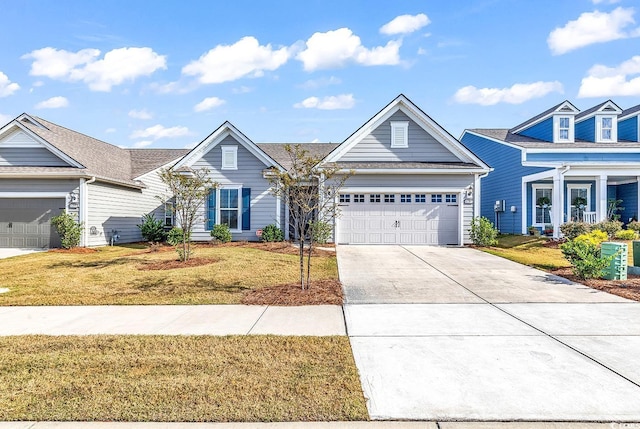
(0, 305, 345, 336)
(2, 421, 640, 428)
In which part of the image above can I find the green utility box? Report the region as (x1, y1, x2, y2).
(601, 242, 628, 281)
(633, 241, 640, 267)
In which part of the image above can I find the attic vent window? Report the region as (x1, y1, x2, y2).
(221, 146, 237, 170)
(390, 121, 409, 148)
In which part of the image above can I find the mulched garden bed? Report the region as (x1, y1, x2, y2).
(241, 279, 343, 306)
(138, 257, 220, 271)
(551, 267, 640, 301)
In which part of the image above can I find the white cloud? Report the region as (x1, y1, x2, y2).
(194, 96, 226, 112)
(182, 36, 290, 84)
(35, 96, 69, 109)
(299, 76, 342, 89)
(0, 72, 20, 97)
(23, 47, 167, 91)
(547, 7, 640, 55)
(296, 28, 401, 71)
(380, 13, 430, 35)
(105, 127, 117, 133)
(0, 113, 12, 125)
(592, 0, 620, 3)
(417, 47, 428, 55)
(133, 140, 153, 148)
(128, 109, 153, 119)
(130, 124, 190, 140)
(232, 86, 252, 94)
(578, 55, 640, 97)
(294, 94, 355, 110)
(453, 81, 564, 105)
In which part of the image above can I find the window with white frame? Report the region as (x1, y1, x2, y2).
(384, 194, 395, 203)
(533, 186, 552, 225)
(339, 194, 350, 203)
(559, 117, 570, 140)
(164, 202, 174, 227)
(431, 194, 442, 203)
(221, 146, 238, 170)
(601, 117, 613, 141)
(415, 194, 426, 203)
(568, 185, 590, 222)
(219, 188, 240, 230)
(390, 121, 409, 148)
(370, 194, 381, 203)
(445, 194, 457, 203)
(400, 194, 411, 203)
(353, 194, 365, 203)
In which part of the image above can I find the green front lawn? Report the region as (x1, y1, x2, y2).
(0, 335, 368, 422)
(481, 235, 571, 271)
(0, 243, 337, 305)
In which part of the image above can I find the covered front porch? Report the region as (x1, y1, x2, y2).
(522, 165, 640, 239)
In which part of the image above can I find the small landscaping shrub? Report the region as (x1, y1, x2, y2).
(210, 224, 232, 243)
(559, 222, 591, 240)
(309, 220, 332, 245)
(615, 229, 637, 240)
(137, 214, 167, 243)
(469, 216, 498, 246)
(560, 230, 612, 280)
(626, 221, 640, 232)
(261, 224, 284, 242)
(592, 220, 623, 238)
(51, 212, 83, 249)
(167, 227, 192, 261)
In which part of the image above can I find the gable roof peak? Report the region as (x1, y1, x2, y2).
(510, 100, 579, 134)
(575, 100, 623, 121)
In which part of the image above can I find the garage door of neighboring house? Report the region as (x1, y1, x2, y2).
(0, 198, 64, 248)
(336, 192, 459, 245)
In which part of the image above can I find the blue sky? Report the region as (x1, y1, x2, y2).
(0, 0, 639, 149)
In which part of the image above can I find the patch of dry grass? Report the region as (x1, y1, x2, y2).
(0, 335, 368, 422)
(0, 243, 338, 305)
(481, 235, 571, 271)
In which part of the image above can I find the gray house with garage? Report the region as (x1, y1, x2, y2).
(0, 94, 489, 248)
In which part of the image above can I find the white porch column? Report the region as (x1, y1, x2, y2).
(552, 169, 563, 239)
(598, 174, 608, 221)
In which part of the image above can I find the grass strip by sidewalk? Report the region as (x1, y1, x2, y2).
(1, 335, 368, 422)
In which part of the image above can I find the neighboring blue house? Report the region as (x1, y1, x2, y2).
(461, 100, 640, 238)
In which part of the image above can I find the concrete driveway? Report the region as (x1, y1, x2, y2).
(0, 248, 45, 260)
(339, 245, 640, 421)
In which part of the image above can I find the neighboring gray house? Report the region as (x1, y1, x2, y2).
(0, 114, 186, 248)
(0, 95, 489, 248)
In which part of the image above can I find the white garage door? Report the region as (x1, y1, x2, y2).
(336, 192, 459, 245)
(0, 198, 64, 248)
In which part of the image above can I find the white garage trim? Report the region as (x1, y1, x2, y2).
(341, 187, 466, 194)
(0, 192, 68, 198)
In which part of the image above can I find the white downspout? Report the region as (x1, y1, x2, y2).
(80, 176, 96, 247)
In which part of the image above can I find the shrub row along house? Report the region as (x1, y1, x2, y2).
(0, 95, 490, 248)
(461, 100, 640, 239)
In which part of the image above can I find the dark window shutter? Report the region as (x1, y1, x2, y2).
(242, 188, 251, 231)
(207, 188, 216, 230)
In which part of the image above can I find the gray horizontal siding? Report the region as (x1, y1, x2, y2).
(0, 178, 79, 193)
(0, 147, 69, 166)
(86, 172, 168, 246)
(339, 111, 460, 163)
(191, 135, 278, 242)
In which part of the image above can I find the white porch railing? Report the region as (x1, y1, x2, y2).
(583, 211, 597, 224)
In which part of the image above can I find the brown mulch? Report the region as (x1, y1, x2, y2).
(551, 267, 640, 301)
(542, 239, 565, 249)
(138, 257, 220, 271)
(241, 279, 343, 306)
(202, 241, 336, 257)
(49, 247, 98, 254)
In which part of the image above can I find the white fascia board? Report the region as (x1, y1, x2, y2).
(336, 168, 489, 175)
(525, 147, 640, 153)
(0, 121, 85, 168)
(575, 101, 623, 123)
(618, 110, 640, 121)
(173, 122, 282, 170)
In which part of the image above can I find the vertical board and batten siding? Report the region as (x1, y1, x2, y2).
(86, 171, 168, 246)
(461, 132, 549, 234)
(519, 118, 553, 142)
(613, 182, 638, 223)
(619, 117, 639, 142)
(338, 111, 460, 163)
(575, 117, 596, 142)
(190, 135, 277, 241)
(0, 147, 69, 166)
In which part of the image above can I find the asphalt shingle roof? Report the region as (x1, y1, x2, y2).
(257, 143, 340, 170)
(575, 100, 621, 120)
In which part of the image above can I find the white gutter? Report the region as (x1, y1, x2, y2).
(80, 176, 96, 247)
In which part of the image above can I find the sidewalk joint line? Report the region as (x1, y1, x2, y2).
(400, 245, 640, 391)
(246, 305, 269, 335)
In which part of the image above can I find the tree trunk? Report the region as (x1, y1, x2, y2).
(306, 238, 313, 288)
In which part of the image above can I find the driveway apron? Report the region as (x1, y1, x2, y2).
(339, 245, 640, 421)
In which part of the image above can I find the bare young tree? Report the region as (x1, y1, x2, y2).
(268, 144, 351, 289)
(158, 167, 215, 261)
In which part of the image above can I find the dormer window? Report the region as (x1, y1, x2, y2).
(601, 117, 613, 140)
(390, 121, 409, 148)
(559, 117, 570, 140)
